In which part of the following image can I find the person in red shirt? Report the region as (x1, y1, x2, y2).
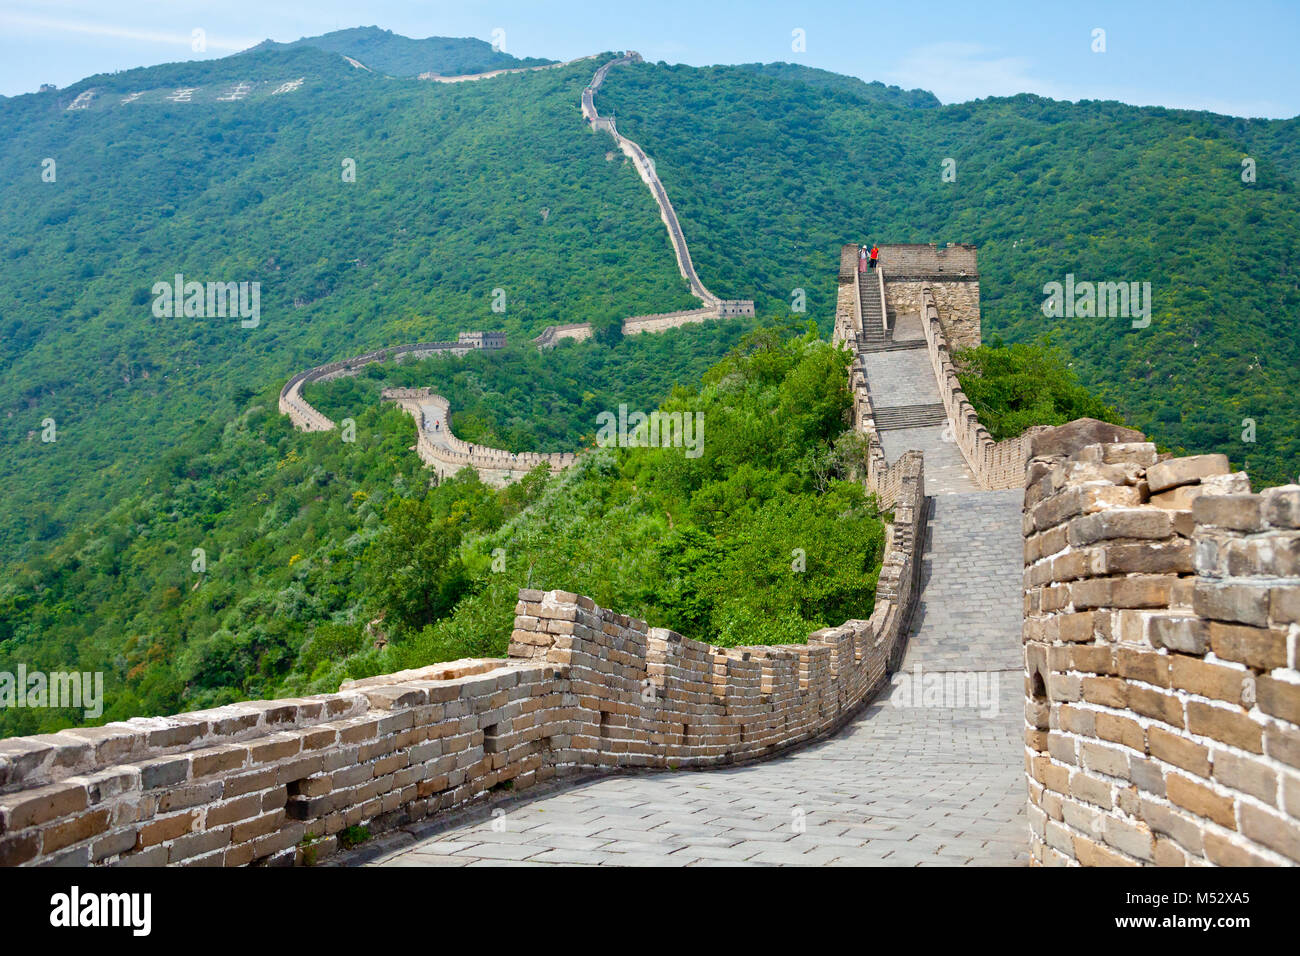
(869, 245, 880, 269)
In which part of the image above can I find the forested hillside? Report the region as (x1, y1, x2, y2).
(0, 43, 696, 560)
(0, 327, 882, 736)
(1, 30, 1297, 735)
(269, 26, 556, 76)
(5, 34, 1297, 563)
(599, 62, 1300, 485)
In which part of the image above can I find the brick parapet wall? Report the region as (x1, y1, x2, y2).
(832, 259, 917, 509)
(381, 388, 577, 484)
(533, 301, 755, 349)
(278, 340, 475, 431)
(876, 242, 978, 276)
(919, 288, 1038, 490)
(533, 323, 594, 348)
(0, 456, 924, 867)
(1023, 442, 1300, 866)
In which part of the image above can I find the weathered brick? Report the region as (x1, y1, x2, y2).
(1095, 712, 1144, 751)
(1140, 797, 1205, 854)
(1072, 575, 1175, 610)
(1186, 700, 1262, 753)
(1147, 615, 1208, 655)
(1264, 723, 1300, 770)
(1212, 750, 1277, 804)
(1069, 770, 1114, 808)
(1073, 834, 1137, 866)
(1238, 803, 1300, 862)
(1166, 773, 1236, 830)
(1169, 655, 1247, 705)
(1193, 581, 1271, 627)
(0, 831, 40, 866)
(136, 811, 200, 849)
(1153, 836, 1187, 866)
(1068, 645, 1115, 675)
(1192, 493, 1265, 531)
(1127, 686, 1183, 727)
(206, 793, 263, 828)
(190, 745, 249, 778)
(1057, 611, 1098, 643)
(1099, 541, 1194, 575)
(1068, 509, 1173, 546)
(1210, 622, 1288, 671)
(1203, 830, 1275, 867)
(1270, 585, 1300, 625)
(1147, 454, 1230, 493)
(1082, 742, 1130, 778)
(1082, 676, 1127, 708)
(232, 809, 285, 844)
(1256, 675, 1300, 725)
(1147, 726, 1210, 777)
(248, 733, 302, 765)
(1117, 647, 1171, 687)
(1102, 816, 1155, 862)
(0, 780, 88, 833)
(1129, 757, 1167, 796)
(1262, 486, 1300, 528)
(138, 755, 190, 790)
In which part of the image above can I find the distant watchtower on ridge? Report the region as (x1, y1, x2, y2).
(846, 242, 982, 351)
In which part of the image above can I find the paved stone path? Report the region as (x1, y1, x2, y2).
(861, 321, 979, 495)
(361, 485, 1026, 868)
(906, 490, 1024, 672)
(355, 277, 1027, 868)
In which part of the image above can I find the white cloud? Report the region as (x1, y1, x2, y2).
(883, 41, 1065, 103)
(0, 11, 259, 52)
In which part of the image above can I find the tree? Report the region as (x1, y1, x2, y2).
(363, 493, 468, 631)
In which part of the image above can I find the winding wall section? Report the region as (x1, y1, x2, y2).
(534, 54, 754, 347)
(279, 337, 571, 486)
(0, 454, 925, 867)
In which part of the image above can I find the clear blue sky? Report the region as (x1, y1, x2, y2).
(2, 0, 1296, 118)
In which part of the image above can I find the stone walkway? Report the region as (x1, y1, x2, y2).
(860, 320, 981, 495)
(352, 308, 1027, 868)
(358, 490, 1026, 867)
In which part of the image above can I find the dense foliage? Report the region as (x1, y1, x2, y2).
(2, 29, 1295, 738)
(302, 319, 750, 452)
(0, 44, 697, 560)
(955, 338, 1125, 441)
(271, 26, 555, 77)
(0, 327, 882, 736)
(599, 61, 1300, 485)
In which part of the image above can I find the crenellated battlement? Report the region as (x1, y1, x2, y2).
(1023, 433, 1300, 866)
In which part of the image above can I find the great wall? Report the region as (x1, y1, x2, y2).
(3, 55, 1299, 869)
(277, 331, 577, 484)
(279, 53, 752, 484)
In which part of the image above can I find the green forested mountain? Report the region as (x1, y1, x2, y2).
(268, 26, 556, 76)
(1, 31, 1297, 734)
(0, 327, 882, 735)
(598, 63, 1300, 485)
(4, 34, 1297, 562)
(0, 43, 696, 560)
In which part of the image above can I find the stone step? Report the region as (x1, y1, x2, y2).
(859, 340, 926, 353)
(873, 403, 949, 430)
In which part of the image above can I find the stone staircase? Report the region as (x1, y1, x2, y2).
(874, 403, 948, 431)
(857, 267, 888, 347)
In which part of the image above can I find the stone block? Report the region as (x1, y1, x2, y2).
(1147, 454, 1231, 493)
(1166, 773, 1236, 830)
(1262, 485, 1300, 528)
